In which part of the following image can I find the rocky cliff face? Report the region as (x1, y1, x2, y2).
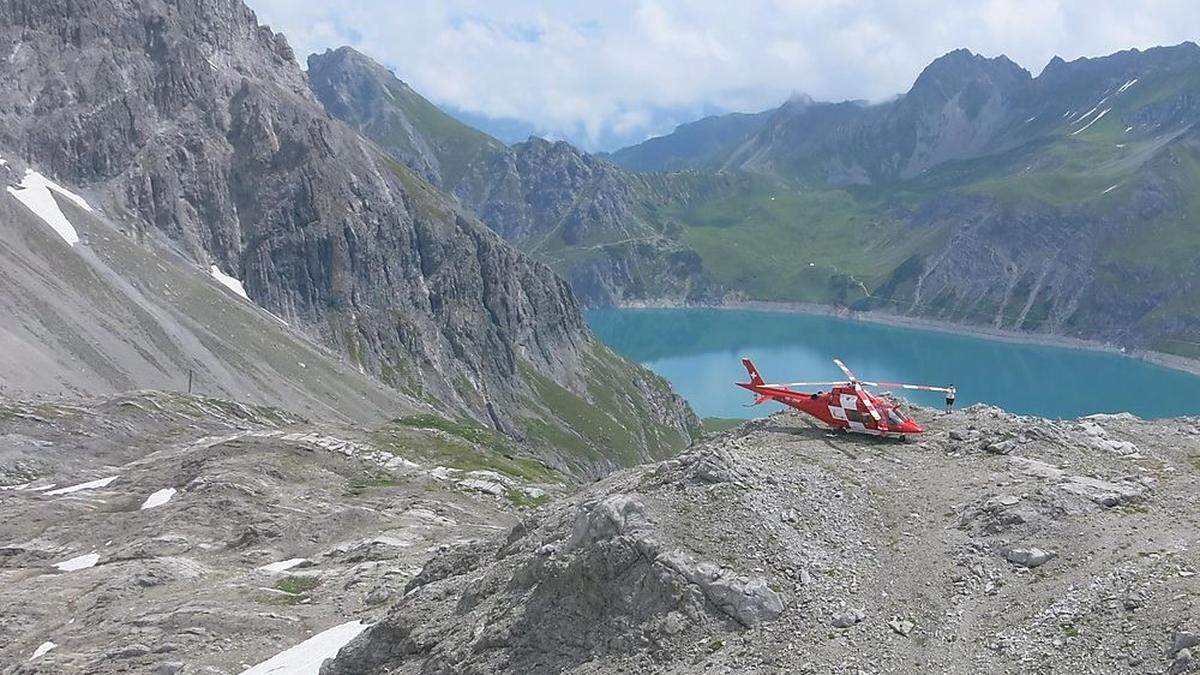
(852, 45, 1200, 347)
(305, 46, 505, 189)
(0, 0, 696, 469)
(456, 137, 724, 306)
(306, 48, 723, 308)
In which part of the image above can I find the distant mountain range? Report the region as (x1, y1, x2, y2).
(600, 109, 774, 172)
(310, 43, 1200, 358)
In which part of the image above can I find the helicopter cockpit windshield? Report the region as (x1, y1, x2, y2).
(886, 408, 908, 427)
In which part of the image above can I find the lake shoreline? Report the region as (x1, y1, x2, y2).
(610, 299, 1200, 378)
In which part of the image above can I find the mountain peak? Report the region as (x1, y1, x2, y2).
(907, 49, 1031, 105)
(785, 92, 815, 106)
(915, 49, 1029, 86)
(307, 45, 397, 82)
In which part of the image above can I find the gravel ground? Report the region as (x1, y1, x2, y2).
(4, 397, 1198, 674)
(328, 404, 1200, 674)
(0, 392, 553, 674)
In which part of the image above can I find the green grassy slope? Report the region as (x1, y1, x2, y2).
(632, 56, 1200, 356)
(376, 77, 507, 187)
(377, 156, 699, 474)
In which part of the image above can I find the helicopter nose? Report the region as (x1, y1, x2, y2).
(901, 419, 924, 434)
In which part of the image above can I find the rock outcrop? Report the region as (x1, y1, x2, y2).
(324, 491, 784, 674)
(323, 404, 1200, 674)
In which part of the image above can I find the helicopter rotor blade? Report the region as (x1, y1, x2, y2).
(769, 381, 847, 388)
(833, 358, 857, 383)
(854, 382, 883, 423)
(861, 380, 954, 394)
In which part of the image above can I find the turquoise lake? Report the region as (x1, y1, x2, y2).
(586, 308, 1200, 420)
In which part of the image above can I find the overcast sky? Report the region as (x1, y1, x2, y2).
(247, 0, 1200, 151)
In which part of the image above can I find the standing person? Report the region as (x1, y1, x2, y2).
(945, 385, 956, 413)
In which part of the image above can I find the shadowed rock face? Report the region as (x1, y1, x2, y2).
(0, 0, 696, 467)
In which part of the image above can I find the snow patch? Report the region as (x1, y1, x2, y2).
(1117, 78, 1138, 93)
(6, 169, 94, 246)
(240, 620, 369, 675)
(29, 641, 56, 661)
(259, 557, 308, 573)
(1071, 103, 1101, 124)
(1102, 184, 1120, 195)
(1072, 108, 1111, 135)
(54, 552, 99, 572)
(210, 265, 249, 300)
(45, 476, 117, 496)
(140, 487, 176, 510)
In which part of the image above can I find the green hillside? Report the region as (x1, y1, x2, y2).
(310, 41, 1200, 358)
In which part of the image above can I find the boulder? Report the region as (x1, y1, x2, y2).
(1005, 547, 1055, 568)
(658, 552, 784, 627)
(1172, 631, 1200, 655)
(888, 617, 915, 636)
(832, 608, 865, 628)
(985, 439, 1016, 455)
(1008, 457, 1066, 480)
(567, 495, 650, 550)
(1057, 475, 1145, 507)
(456, 478, 508, 497)
(1169, 648, 1193, 675)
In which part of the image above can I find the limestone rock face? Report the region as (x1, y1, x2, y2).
(0, 0, 696, 465)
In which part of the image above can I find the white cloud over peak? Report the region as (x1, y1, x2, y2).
(248, 0, 1200, 150)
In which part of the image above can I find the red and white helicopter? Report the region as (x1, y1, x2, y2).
(736, 358, 954, 440)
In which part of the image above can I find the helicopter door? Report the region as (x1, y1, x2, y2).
(829, 392, 860, 422)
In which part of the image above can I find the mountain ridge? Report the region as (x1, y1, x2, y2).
(307, 47, 725, 308)
(306, 41, 1200, 359)
(0, 0, 697, 474)
(603, 109, 773, 172)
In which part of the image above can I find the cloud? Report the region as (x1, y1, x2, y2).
(247, 0, 1200, 150)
